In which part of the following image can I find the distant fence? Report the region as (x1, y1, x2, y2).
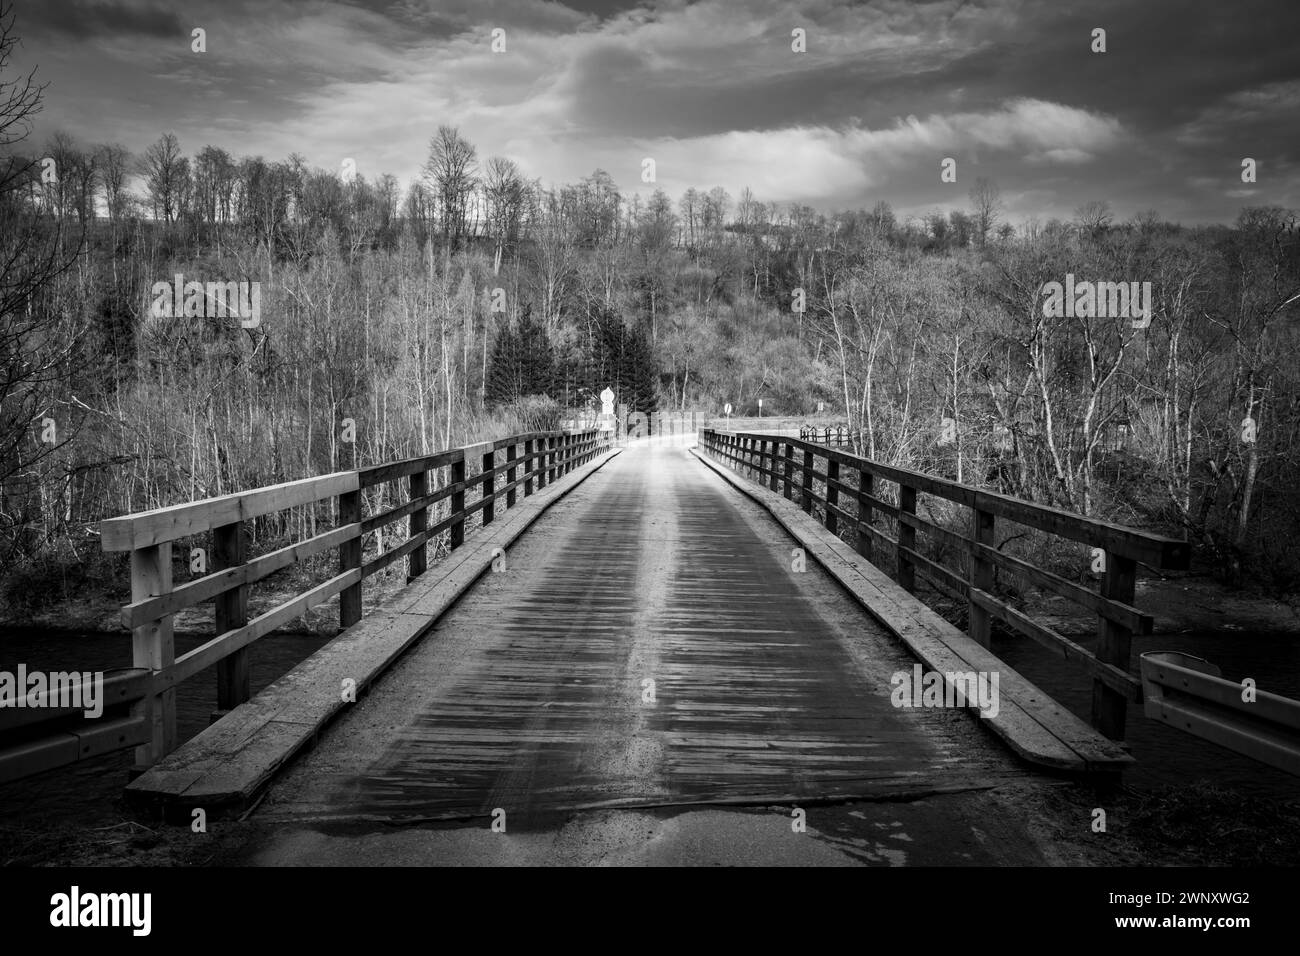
(799, 424, 865, 446)
(0, 429, 610, 784)
(700, 428, 1190, 741)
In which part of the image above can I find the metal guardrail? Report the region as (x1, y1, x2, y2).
(1140, 651, 1300, 777)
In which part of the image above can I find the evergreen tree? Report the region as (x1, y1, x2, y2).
(485, 305, 555, 406)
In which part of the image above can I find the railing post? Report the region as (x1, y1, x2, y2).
(968, 508, 994, 647)
(506, 442, 518, 508)
(1092, 553, 1137, 739)
(782, 442, 794, 499)
(826, 459, 839, 535)
(856, 468, 873, 561)
(482, 447, 495, 526)
(338, 487, 363, 627)
(897, 484, 917, 593)
(450, 452, 466, 549)
(408, 469, 428, 582)
(131, 542, 175, 769)
(768, 440, 779, 492)
(214, 520, 249, 719)
(524, 439, 535, 496)
(801, 447, 814, 514)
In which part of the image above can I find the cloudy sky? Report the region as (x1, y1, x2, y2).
(11, 0, 1300, 224)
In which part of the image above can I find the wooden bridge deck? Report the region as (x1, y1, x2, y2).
(129, 439, 1130, 826)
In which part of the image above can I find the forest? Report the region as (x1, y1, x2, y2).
(3, 22, 1300, 613)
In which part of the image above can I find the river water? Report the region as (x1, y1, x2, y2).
(0, 628, 332, 829)
(2, 623, 1296, 832)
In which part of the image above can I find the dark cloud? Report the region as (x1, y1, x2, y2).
(17, 0, 184, 39)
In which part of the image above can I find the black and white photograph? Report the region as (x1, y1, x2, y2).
(0, 0, 1296, 927)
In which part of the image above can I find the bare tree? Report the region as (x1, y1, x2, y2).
(0, 4, 86, 568)
(95, 143, 132, 220)
(969, 177, 1001, 248)
(422, 125, 478, 246)
(140, 132, 187, 223)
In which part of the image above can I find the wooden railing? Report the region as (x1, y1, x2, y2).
(701, 429, 1190, 741)
(0, 429, 609, 783)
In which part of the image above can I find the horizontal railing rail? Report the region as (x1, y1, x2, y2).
(0, 428, 610, 784)
(700, 428, 1190, 741)
(1141, 652, 1300, 777)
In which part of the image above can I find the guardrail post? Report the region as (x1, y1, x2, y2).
(214, 521, 249, 718)
(450, 452, 466, 549)
(968, 508, 994, 647)
(898, 484, 917, 593)
(506, 443, 518, 508)
(782, 442, 794, 500)
(408, 468, 428, 582)
(338, 486, 363, 627)
(1092, 553, 1137, 739)
(482, 447, 495, 526)
(130, 543, 176, 769)
(524, 439, 535, 496)
(801, 447, 814, 514)
(856, 468, 873, 561)
(826, 459, 839, 535)
(768, 439, 779, 492)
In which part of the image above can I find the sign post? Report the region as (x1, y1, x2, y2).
(758, 398, 764, 419)
(724, 402, 732, 428)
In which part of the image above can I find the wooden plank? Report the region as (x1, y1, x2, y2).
(214, 521, 250, 715)
(976, 540, 1153, 635)
(482, 448, 495, 526)
(131, 542, 175, 768)
(159, 569, 363, 692)
(891, 510, 1152, 635)
(363, 530, 429, 578)
(362, 491, 440, 533)
(856, 467, 873, 562)
(724, 430, 1190, 569)
(969, 508, 994, 648)
(101, 472, 359, 551)
(338, 489, 363, 628)
(691, 446, 1134, 772)
(125, 446, 623, 814)
(357, 450, 459, 488)
(898, 485, 917, 593)
(505, 442, 518, 509)
(121, 523, 361, 630)
(970, 590, 1142, 701)
(408, 469, 428, 581)
(1092, 553, 1136, 739)
(801, 448, 814, 514)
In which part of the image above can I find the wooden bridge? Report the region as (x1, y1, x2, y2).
(8, 423, 1296, 861)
